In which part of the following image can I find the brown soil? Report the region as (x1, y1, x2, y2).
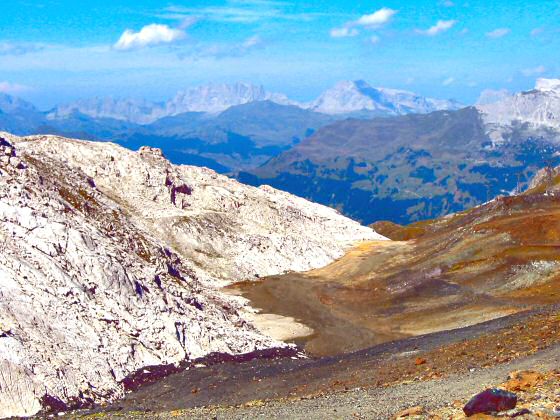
(233, 194, 560, 357)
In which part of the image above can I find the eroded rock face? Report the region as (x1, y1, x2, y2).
(13, 134, 383, 284)
(0, 133, 383, 417)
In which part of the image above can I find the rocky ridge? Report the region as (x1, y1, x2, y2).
(477, 78, 560, 141)
(0, 132, 381, 418)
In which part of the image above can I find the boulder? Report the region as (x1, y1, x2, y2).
(463, 388, 517, 417)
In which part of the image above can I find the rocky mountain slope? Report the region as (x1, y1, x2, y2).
(236, 170, 560, 356)
(83, 168, 560, 419)
(478, 78, 560, 132)
(0, 132, 380, 418)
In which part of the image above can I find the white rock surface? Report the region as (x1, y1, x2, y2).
(477, 78, 560, 130)
(0, 132, 383, 417)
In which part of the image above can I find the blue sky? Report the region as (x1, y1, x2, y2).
(0, 0, 558, 109)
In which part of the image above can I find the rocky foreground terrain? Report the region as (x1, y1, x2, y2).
(0, 132, 381, 418)
(52, 164, 560, 419)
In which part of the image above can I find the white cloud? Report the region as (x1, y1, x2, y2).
(369, 35, 381, 44)
(114, 24, 187, 51)
(417, 20, 457, 36)
(442, 77, 455, 86)
(521, 65, 546, 76)
(330, 7, 397, 40)
(530, 27, 544, 37)
(486, 28, 511, 38)
(355, 8, 398, 28)
(0, 81, 30, 94)
(330, 27, 359, 38)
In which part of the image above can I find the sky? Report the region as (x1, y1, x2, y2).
(0, 0, 559, 109)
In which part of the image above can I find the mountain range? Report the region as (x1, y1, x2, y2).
(307, 80, 462, 115)
(240, 78, 560, 224)
(45, 81, 461, 124)
(0, 80, 462, 175)
(3, 79, 560, 225)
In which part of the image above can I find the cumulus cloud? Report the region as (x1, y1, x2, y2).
(355, 8, 398, 28)
(486, 28, 510, 38)
(0, 81, 30, 94)
(114, 24, 187, 51)
(330, 7, 397, 40)
(330, 27, 359, 38)
(417, 20, 457, 36)
(521, 65, 546, 76)
(442, 77, 455, 86)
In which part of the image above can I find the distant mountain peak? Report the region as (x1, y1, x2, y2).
(47, 82, 298, 124)
(0, 92, 37, 113)
(477, 77, 560, 129)
(308, 79, 461, 115)
(166, 82, 296, 115)
(47, 96, 166, 124)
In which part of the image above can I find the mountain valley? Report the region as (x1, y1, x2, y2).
(4, 80, 560, 419)
(241, 79, 560, 224)
(0, 81, 462, 176)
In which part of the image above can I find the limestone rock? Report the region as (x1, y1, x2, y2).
(0, 133, 384, 417)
